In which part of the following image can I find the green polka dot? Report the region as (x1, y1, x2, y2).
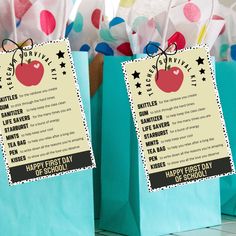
(99, 28, 116, 42)
(132, 16, 148, 32)
(73, 12, 83, 33)
(220, 44, 229, 59)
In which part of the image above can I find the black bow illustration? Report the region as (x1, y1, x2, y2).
(145, 43, 178, 80)
(1, 38, 34, 76)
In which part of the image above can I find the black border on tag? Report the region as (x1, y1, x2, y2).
(0, 39, 96, 185)
(122, 46, 235, 192)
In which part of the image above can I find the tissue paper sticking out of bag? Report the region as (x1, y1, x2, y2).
(0, 0, 104, 59)
(95, 17, 133, 56)
(96, 0, 225, 56)
(68, 0, 105, 57)
(0, 0, 73, 43)
(212, 1, 236, 61)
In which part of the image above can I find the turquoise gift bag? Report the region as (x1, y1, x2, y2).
(0, 52, 94, 236)
(91, 86, 102, 219)
(100, 56, 221, 236)
(216, 62, 236, 215)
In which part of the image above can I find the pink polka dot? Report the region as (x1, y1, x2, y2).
(147, 18, 155, 28)
(213, 15, 226, 35)
(117, 42, 133, 56)
(183, 2, 201, 22)
(40, 10, 56, 36)
(91, 9, 103, 29)
(14, 0, 32, 19)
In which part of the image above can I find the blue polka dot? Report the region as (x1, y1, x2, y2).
(143, 42, 160, 54)
(65, 22, 73, 37)
(109, 17, 125, 28)
(95, 42, 114, 56)
(80, 44, 91, 52)
(231, 45, 236, 61)
(16, 20, 21, 28)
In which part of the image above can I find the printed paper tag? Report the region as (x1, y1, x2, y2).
(123, 46, 234, 191)
(0, 39, 95, 185)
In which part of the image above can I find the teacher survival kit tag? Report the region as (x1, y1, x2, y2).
(0, 39, 95, 185)
(122, 45, 235, 191)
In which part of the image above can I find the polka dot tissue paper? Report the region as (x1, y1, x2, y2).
(68, 0, 105, 57)
(95, 0, 228, 58)
(0, 0, 105, 59)
(0, 0, 73, 43)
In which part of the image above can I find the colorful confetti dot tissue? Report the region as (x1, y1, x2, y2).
(95, 0, 226, 56)
(0, 0, 73, 43)
(212, 1, 236, 61)
(0, 0, 105, 59)
(68, 0, 105, 57)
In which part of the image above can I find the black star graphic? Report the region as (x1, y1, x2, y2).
(135, 82, 141, 88)
(62, 71, 66, 75)
(56, 50, 65, 59)
(132, 71, 140, 79)
(60, 62, 66, 68)
(202, 77, 206, 81)
(138, 91, 142, 95)
(199, 68, 205, 74)
(196, 57, 204, 65)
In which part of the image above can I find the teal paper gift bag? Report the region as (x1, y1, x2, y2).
(91, 86, 102, 219)
(0, 52, 94, 236)
(100, 56, 221, 236)
(216, 62, 236, 216)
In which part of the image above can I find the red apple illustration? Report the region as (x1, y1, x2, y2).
(155, 67, 184, 93)
(15, 60, 44, 87)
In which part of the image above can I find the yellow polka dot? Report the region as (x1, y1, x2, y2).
(120, 0, 135, 8)
(197, 25, 206, 44)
